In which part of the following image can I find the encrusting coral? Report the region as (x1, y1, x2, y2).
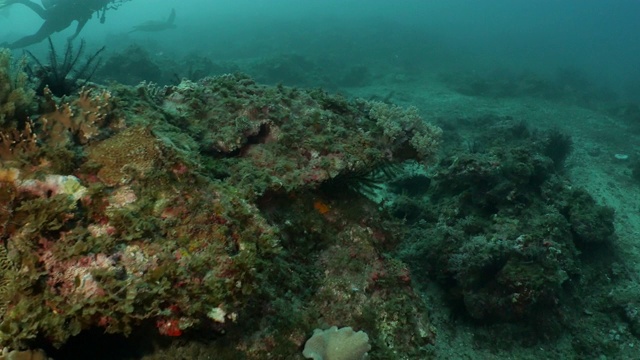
(0, 68, 440, 357)
(158, 75, 441, 198)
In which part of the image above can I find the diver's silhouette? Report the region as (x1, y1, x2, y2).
(0, 0, 117, 49)
(129, 8, 176, 33)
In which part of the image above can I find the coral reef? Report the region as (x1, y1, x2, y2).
(0, 69, 440, 358)
(0, 49, 35, 126)
(395, 117, 615, 342)
(0, 45, 620, 359)
(157, 74, 440, 198)
(0, 119, 37, 161)
(39, 85, 117, 144)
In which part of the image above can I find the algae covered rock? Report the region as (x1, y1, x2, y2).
(0, 74, 440, 358)
(0, 133, 280, 347)
(153, 74, 441, 196)
(397, 118, 615, 329)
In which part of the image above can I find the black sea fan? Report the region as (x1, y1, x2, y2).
(321, 161, 403, 198)
(25, 38, 105, 97)
(541, 128, 573, 170)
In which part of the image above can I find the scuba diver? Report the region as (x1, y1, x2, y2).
(129, 8, 176, 33)
(0, 0, 128, 49)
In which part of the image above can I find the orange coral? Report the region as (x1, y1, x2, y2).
(313, 200, 331, 215)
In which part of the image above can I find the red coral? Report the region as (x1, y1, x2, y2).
(156, 318, 182, 337)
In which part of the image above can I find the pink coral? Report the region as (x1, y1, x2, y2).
(40, 251, 116, 299)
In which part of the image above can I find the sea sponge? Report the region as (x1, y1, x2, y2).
(17, 175, 87, 204)
(0, 168, 19, 183)
(302, 326, 371, 360)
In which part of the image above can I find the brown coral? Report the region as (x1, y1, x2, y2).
(39, 86, 118, 145)
(0, 348, 48, 360)
(86, 126, 163, 186)
(0, 120, 38, 161)
(0, 49, 35, 126)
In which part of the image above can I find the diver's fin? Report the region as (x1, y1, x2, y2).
(166, 8, 175, 25)
(0, 0, 13, 10)
(129, 9, 176, 33)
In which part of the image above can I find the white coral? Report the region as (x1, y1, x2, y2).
(17, 174, 87, 204)
(302, 326, 371, 360)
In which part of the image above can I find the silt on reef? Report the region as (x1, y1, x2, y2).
(0, 67, 441, 359)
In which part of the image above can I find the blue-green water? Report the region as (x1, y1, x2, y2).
(2, 0, 640, 99)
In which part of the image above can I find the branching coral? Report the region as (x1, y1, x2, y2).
(0, 50, 37, 162)
(0, 84, 115, 163)
(0, 49, 35, 127)
(39, 86, 116, 145)
(0, 246, 14, 319)
(0, 119, 38, 161)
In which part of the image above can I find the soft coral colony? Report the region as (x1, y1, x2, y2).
(0, 49, 440, 357)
